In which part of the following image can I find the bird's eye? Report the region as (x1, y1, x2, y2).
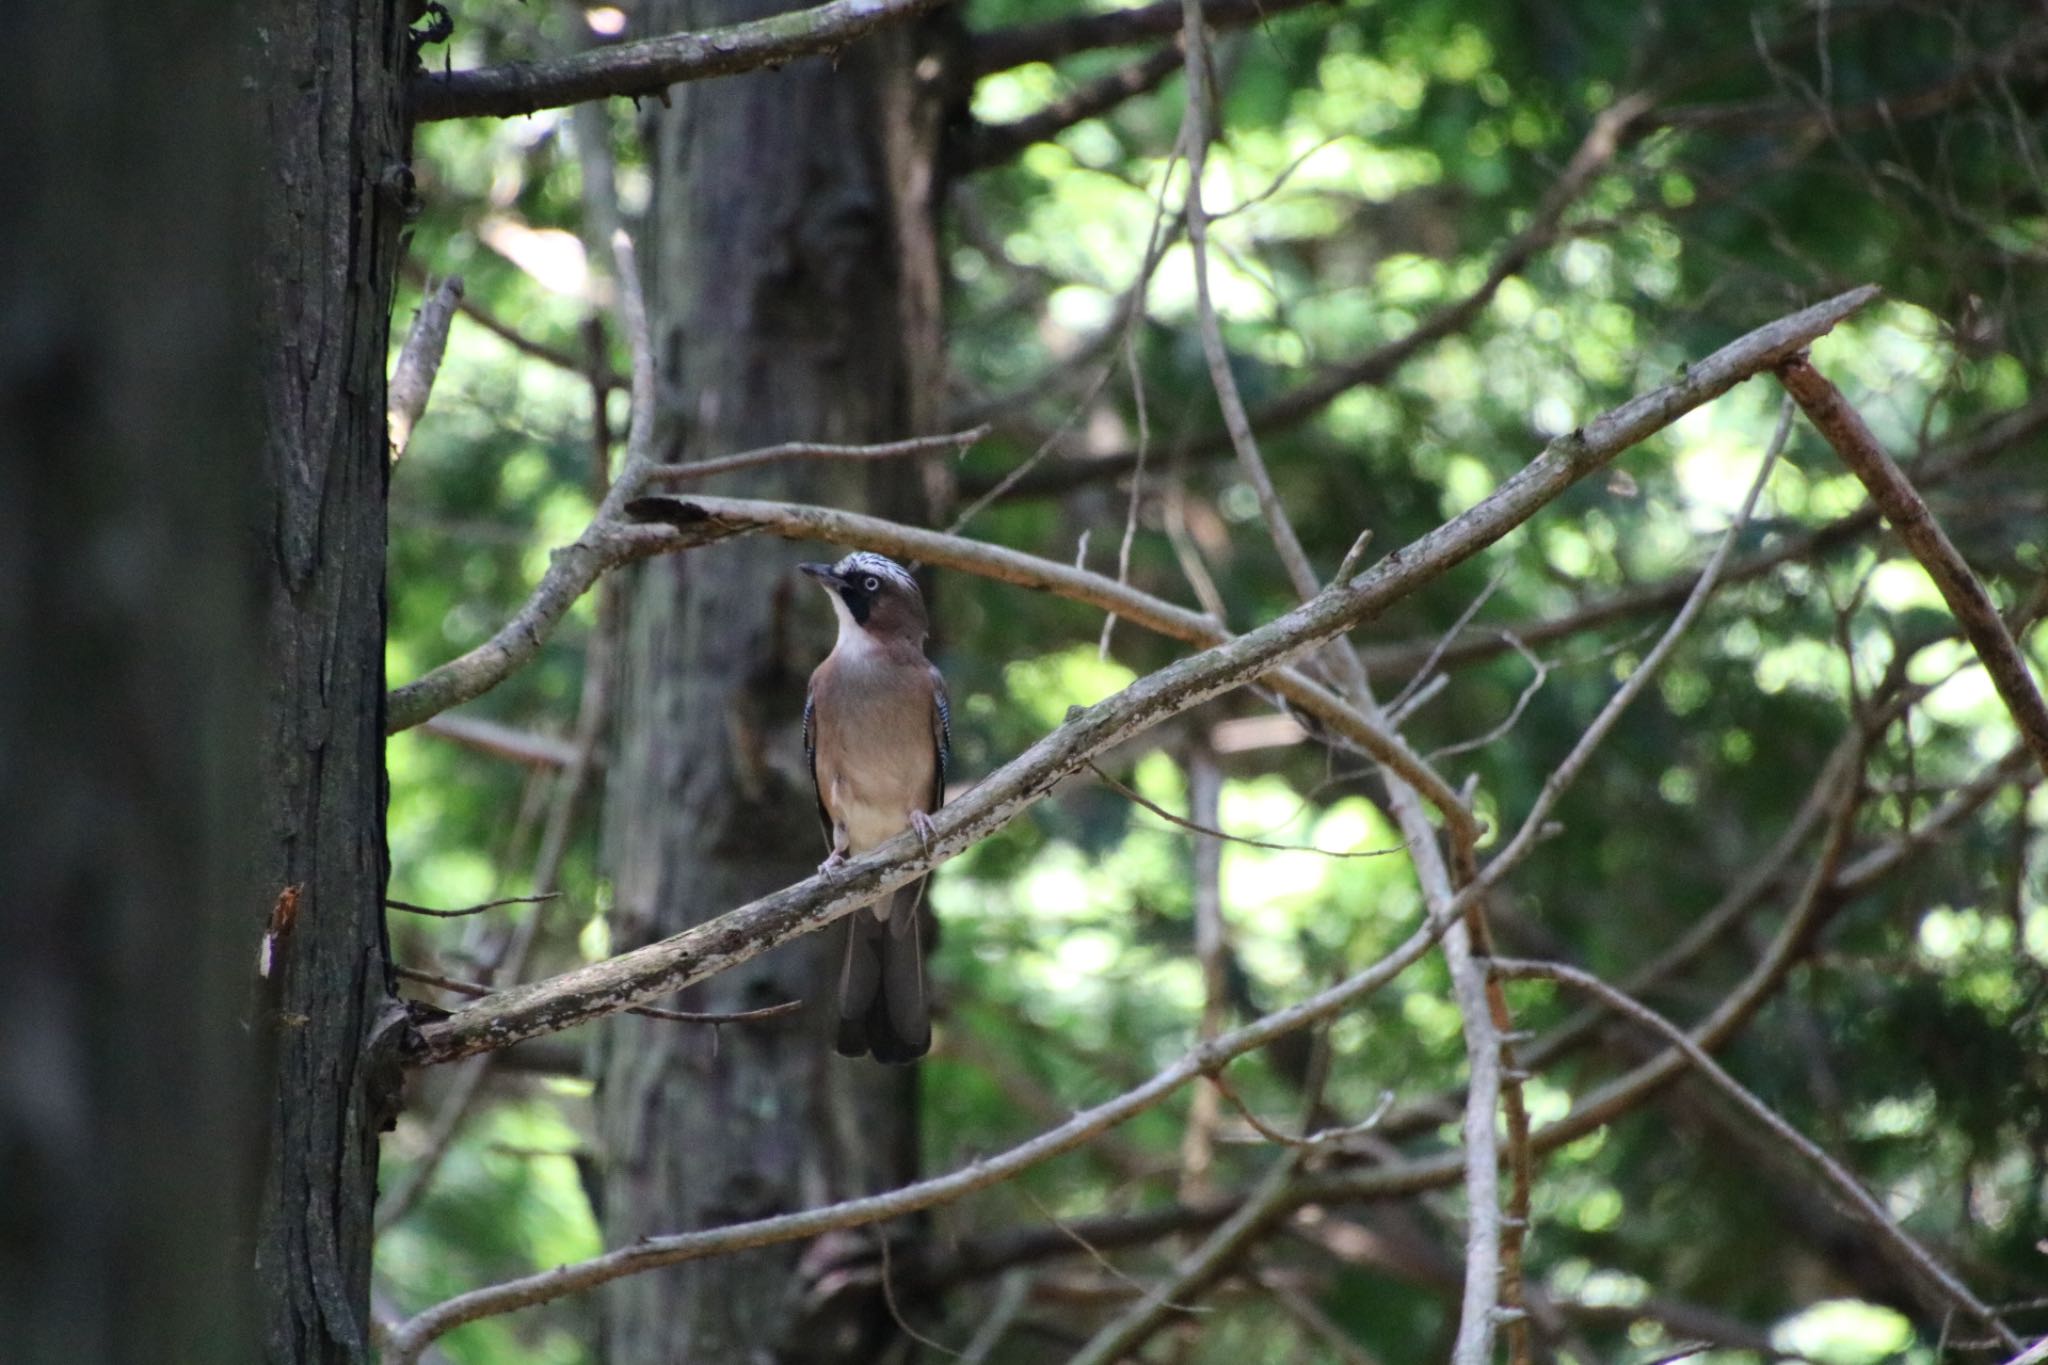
(863, 575, 880, 592)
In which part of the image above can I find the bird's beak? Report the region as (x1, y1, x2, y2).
(799, 562, 844, 588)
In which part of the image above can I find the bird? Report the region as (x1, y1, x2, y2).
(799, 551, 950, 1063)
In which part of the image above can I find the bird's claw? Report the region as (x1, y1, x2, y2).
(910, 810, 938, 855)
(818, 849, 849, 879)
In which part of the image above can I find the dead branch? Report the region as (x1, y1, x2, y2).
(389, 275, 463, 461)
(642, 425, 990, 484)
(1065, 1150, 1307, 1365)
(1354, 388, 2048, 680)
(386, 892, 560, 920)
(972, 91, 1655, 501)
(395, 965, 800, 1027)
(402, 286, 1871, 1066)
(1491, 958, 2019, 1353)
(418, 714, 583, 769)
(961, 47, 1184, 170)
(970, 0, 1331, 78)
(383, 886, 1477, 1361)
(411, 0, 948, 122)
(1776, 353, 2048, 779)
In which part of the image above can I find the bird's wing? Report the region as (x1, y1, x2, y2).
(802, 682, 832, 847)
(929, 665, 951, 813)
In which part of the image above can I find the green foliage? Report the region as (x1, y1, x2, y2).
(380, 0, 2048, 1360)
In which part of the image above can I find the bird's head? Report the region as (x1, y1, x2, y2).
(800, 552, 928, 643)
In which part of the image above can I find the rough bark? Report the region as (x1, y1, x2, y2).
(596, 2, 946, 1360)
(249, 1, 410, 1362)
(0, 4, 262, 1362)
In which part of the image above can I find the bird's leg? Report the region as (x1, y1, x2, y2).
(910, 809, 938, 856)
(818, 847, 848, 878)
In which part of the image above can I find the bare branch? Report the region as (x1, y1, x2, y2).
(395, 965, 800, 1027)
(417, 713, 583, 768)
(1087, 759, 1403, 858)
(410, 0, 948, 123)
(975, 91, 1656, 501)
(970, 0, 1332, 78)
(961, 47, 1184, 170)
(1491, 958, 2019, 1353)
(1776, 354, 2048, 779)
(389, 275, 463, 461)
(386, 892, 561, 920)
(1443, 400, 1796, 926)
(403, 286, 1872, 1064)
(383, 889, 1475, 1361)
(643, 425, 990, 485)
(1064, 1150, 1307, 1365)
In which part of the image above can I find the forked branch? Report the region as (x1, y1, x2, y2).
(406, 287, 1874, 1066)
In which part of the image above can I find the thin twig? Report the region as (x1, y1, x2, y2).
(976, 92, 1659, 502)
(1064, 1149, 1306, 1365)
(1087, 759, 1402, 859)
(970, 0, 1328, 77)
(642, 426, 990, 485)
(386, 892, 561, 920)
(417, 713, 584, 769)
(412, 0, 948, 121)
(1179, 739, 1227, 1201)
(1492, 958, 2020, 1352)
(406, 288, 1875, 1064)
(396, 966, 800, 1027)
(389, 275, 464, 461)
(1776, 353, 2048, 779)
(964, 47, 1186, 170)
(383, 890, 1479, 1360)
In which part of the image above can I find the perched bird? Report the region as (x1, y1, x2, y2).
(800, 552, 950, 1063)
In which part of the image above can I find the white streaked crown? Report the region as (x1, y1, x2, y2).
(834, 552, 920, 596)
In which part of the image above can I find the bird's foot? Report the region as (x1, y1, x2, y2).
(910, 809, 938, 856)
(818, 848, 849, 879)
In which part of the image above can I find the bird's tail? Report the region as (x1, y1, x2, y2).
(835, 879, 930, 1063)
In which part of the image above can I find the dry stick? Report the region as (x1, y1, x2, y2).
(1087, 759, 1402, 859)
(411, 0, 948, 122)
(1492, 958, 2021, 1352)
(1776, 354, 2048, 779)
(418, 713, 584, 769)
(402, 258, 617, 387)
(1179, 741, 1229, 1203)
(1172, 4, 1510, 1357)
(379, 230, 662, 1235)
(965, 46, 1186, 170)
(417, 491, 1474, 827)
(389, 275, 464, 461)
(969, 0, 1329, 77)
(2005, 1337, 2048, 1365)
(408, 288, 1875, 1068)
(1357, 392, 2048, 682)
(387, 892, 562, 920)
(395, 966, 799, 1027)
(981, 91, 1657, 503)
(1098, 329, 1153, 661)
(382, 896, 1481, 1362)
(1065, 1149, 1308, 1365)
(887, 745, 2029, 1303)
(385, 229, 661, 736)
(641, 425, 991, 484)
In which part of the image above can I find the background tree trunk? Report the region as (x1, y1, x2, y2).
(249, 1, 409, 1361)
(597, 3, 949, 1360)
(0, 4, 264, 1362)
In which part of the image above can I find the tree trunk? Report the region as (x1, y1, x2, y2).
(0, 5, 264, 1362)
(597, 3, 948, 1360)
(249, 2, 410, 1362)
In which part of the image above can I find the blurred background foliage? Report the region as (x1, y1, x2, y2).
(379, 0, 2048, 1361)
